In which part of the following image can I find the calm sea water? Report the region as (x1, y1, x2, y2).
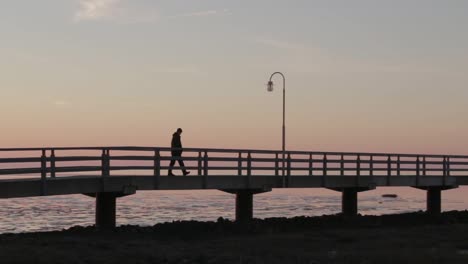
(1, 187, 467, 234)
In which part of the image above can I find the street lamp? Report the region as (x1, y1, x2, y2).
(267, 72, 286, 187)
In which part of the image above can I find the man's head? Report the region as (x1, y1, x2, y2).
(176, 128, 183, 135)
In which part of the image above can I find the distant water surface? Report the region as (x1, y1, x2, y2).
(0, 187, 467, 233)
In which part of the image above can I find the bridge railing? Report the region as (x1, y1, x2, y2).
(1, 147, 468, 183)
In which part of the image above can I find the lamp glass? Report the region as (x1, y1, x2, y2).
(267, 81, 274, 92)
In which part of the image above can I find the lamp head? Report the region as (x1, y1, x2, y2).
(267, 81, 274, 92)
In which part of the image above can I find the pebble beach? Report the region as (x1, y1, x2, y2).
(2, 211, 468, 263)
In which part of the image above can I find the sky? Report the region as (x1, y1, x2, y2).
(1, 0, 468, 155)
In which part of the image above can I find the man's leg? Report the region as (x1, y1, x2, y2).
(168, 154, 176, 175)
(177, 159, 186, 172)
(177, 154, 190, 175)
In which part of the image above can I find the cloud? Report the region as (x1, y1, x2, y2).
(74, 0, 119, 21)
(74, 1, 228, 23)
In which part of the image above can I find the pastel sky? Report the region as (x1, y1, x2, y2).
(1, 0, 468, 154)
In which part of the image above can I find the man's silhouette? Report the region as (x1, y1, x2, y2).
(168, 128, 190, 176)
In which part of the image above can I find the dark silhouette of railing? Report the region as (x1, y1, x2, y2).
(1, 147, 468, 181)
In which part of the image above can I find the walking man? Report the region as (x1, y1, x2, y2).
(168, 128, 190, 176)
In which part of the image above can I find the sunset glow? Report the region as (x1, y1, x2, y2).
(1, 1, 467, 155)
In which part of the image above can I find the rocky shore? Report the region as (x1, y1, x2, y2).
(2, 211, 468, 263)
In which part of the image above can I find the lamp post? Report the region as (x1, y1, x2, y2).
(267, 72, 286, 187)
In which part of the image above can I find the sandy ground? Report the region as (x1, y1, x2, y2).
(1, 211, 468, 263)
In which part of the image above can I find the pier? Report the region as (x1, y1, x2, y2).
(1, 147, 467, 229)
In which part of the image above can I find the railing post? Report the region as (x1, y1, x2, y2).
(101, 149, 110, 177)
(387, 155, 391, 186)
(247, 152, 252, 176)
(308, 154, 313, 176)
(50, 149, 56, 178)
(198, 152, 202, 176)
(238, 152, 242, 176)
(423, 157, 427, 176)
(442, 157, 446, 176)
(369, 156, 374, 177)
(447, 157, 451, 177)
(40, 149, 47, 196)
(203, 151, 208, 176)
(287, 153, 291, 187)
(416, 156, 420, 186)
(275, 153, 279, 176)
(322, 154, 327, 187)
(203, 151, 209, 188)
(443, 156, 447, 185)
(397, 155, 401, 176)
(340, 154, 345, 177)
(247, 152, 252, 188)
(356, 155, 361, 186)
(107, 150, 111, 176)
(154, 150, 160, 189)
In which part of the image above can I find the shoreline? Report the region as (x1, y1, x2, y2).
(2, 211, 468, 263)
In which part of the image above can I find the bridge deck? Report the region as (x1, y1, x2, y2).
(0, 175, 465, 199)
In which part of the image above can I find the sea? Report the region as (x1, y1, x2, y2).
(1, 187, 467, 234)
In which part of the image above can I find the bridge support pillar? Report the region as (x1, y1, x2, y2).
(413, 185, 457, 215)
(328, 187, 375, 217)
(221, 187, 272, 223)
(427, 188, 441, 215)
(236, 190, 253, 223)
(83, 185, 137, 230)
(96, 192, 118, 229)
(342, 188, 358, 216)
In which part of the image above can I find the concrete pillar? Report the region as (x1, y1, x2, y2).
(427, 188, 441, 215)
(342, 188, 358, 216)
(221, 188, 271, 223)
(96, 192, 117, 229)
(236, 190, 254, 223)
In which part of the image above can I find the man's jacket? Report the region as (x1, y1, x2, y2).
(171, 133, 182, 149)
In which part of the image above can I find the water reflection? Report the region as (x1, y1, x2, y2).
(0, 187, 467, 233)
